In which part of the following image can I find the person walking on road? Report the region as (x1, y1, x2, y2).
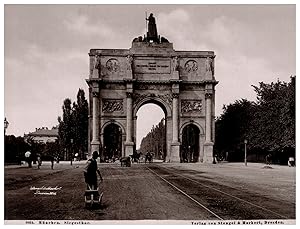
(83, 151, 103, 190)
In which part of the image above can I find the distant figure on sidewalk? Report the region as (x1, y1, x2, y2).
(83, 151, 103, 190)
(288, 157, 295, 167)
(25, 151, 32, 168)
(37, 154, 42, 169)
(265, 154, 272, 165)
(50, 156, 55, 170)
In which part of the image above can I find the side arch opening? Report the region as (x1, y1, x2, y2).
(103, 123, 122, 161)
(181, 124, 200, 163)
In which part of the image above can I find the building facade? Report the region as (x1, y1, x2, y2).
(24, 127, 58, 144)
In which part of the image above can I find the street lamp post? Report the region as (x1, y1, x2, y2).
(4, 118, 9, 135)
(70, 138, 73, 165)
(188, 145, 191, 163)
(244, 139, 248, 166)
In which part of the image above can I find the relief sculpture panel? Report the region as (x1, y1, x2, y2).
(181, 100, 202, 113)
(102, 99, 123, 113)
(133, 93, 172, 107)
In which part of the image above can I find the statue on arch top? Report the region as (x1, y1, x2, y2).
(146, 13, 159, 42)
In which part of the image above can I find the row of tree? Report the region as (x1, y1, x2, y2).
(4, 88, 89, 164)
(139, 118, 166, 160)
(58, 89, 89, 161)
(4, 135, 30, 164)
(214, 76, 295, 164)
(4, 135, 60, 164)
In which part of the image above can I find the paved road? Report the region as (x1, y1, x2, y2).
(4, 162, 295, 221)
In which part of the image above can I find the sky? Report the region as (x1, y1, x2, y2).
(4, 4, 296, 147)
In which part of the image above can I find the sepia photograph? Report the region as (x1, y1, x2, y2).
(3, 2, 296, 225)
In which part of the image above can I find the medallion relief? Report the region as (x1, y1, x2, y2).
(184, 60, 198, 73)
(106, 58, 119, 72)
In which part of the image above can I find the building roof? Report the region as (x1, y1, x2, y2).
(26, 127, 58, 137)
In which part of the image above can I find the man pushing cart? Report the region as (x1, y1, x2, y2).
(83, 151, 103, 207)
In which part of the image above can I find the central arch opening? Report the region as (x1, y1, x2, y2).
(136, 103, 166, 161)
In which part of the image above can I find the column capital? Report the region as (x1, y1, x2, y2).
(92, 91, 99, 97)
(172, 93, 179, 99)
(124, 79, 136, 84)
(170, 79, 182, 84)
(205, 92, 213, 99)
(126, 92, 133, 98)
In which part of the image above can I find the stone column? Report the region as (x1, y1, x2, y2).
(124, 92, 134, 156)
(203, 92, 213, 163)
(126, 92, 133, 142)
(91, 91, 100, 156)
(170, 93, 180, 162)
(172, 93, 179, 143)
(205, 93, 212, 143)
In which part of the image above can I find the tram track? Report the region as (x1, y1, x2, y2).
(146, 166, 224, 220)
(161, 166, 289, 219)
(146, 164, 293, 220)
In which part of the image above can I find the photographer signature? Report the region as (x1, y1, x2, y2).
(30, 186, 62, 196)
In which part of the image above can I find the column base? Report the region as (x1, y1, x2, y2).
(124, 142, 134, 157)
(168, 142, 180, 162)
(90, 141, 100, 159)
(203, 142, 214, 163)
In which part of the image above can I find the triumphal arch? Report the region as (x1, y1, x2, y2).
(86, 14, 218, 163)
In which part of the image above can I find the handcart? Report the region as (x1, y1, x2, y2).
(84, 183, 103, 208)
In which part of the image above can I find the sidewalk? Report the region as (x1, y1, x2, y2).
(163, 161, 296, 203)
(4, 160, 87, 169)
(203, 161, 296, 171)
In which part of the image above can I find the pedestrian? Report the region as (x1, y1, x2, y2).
(83, 151, 103, 190)
(25, 151, 32, 168)
(37, 154, 42, 169)
(288, 157, 295, 167)
(50, 156, 54, 170)
(265, 154, 272, 165)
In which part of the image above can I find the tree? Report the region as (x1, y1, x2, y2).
(74, 89, 89, 159)
(58, 98, 73, 161)
(140, 118, 166, 159)
(4, 135, 30, 164)
(214, 99, 256, 161)
(26, 136, 46, 163)
(249, 76, 295, 163)
(215, 76, 295, 164)
(58, 89, 89, 161)
(42, 141, 60, 161)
